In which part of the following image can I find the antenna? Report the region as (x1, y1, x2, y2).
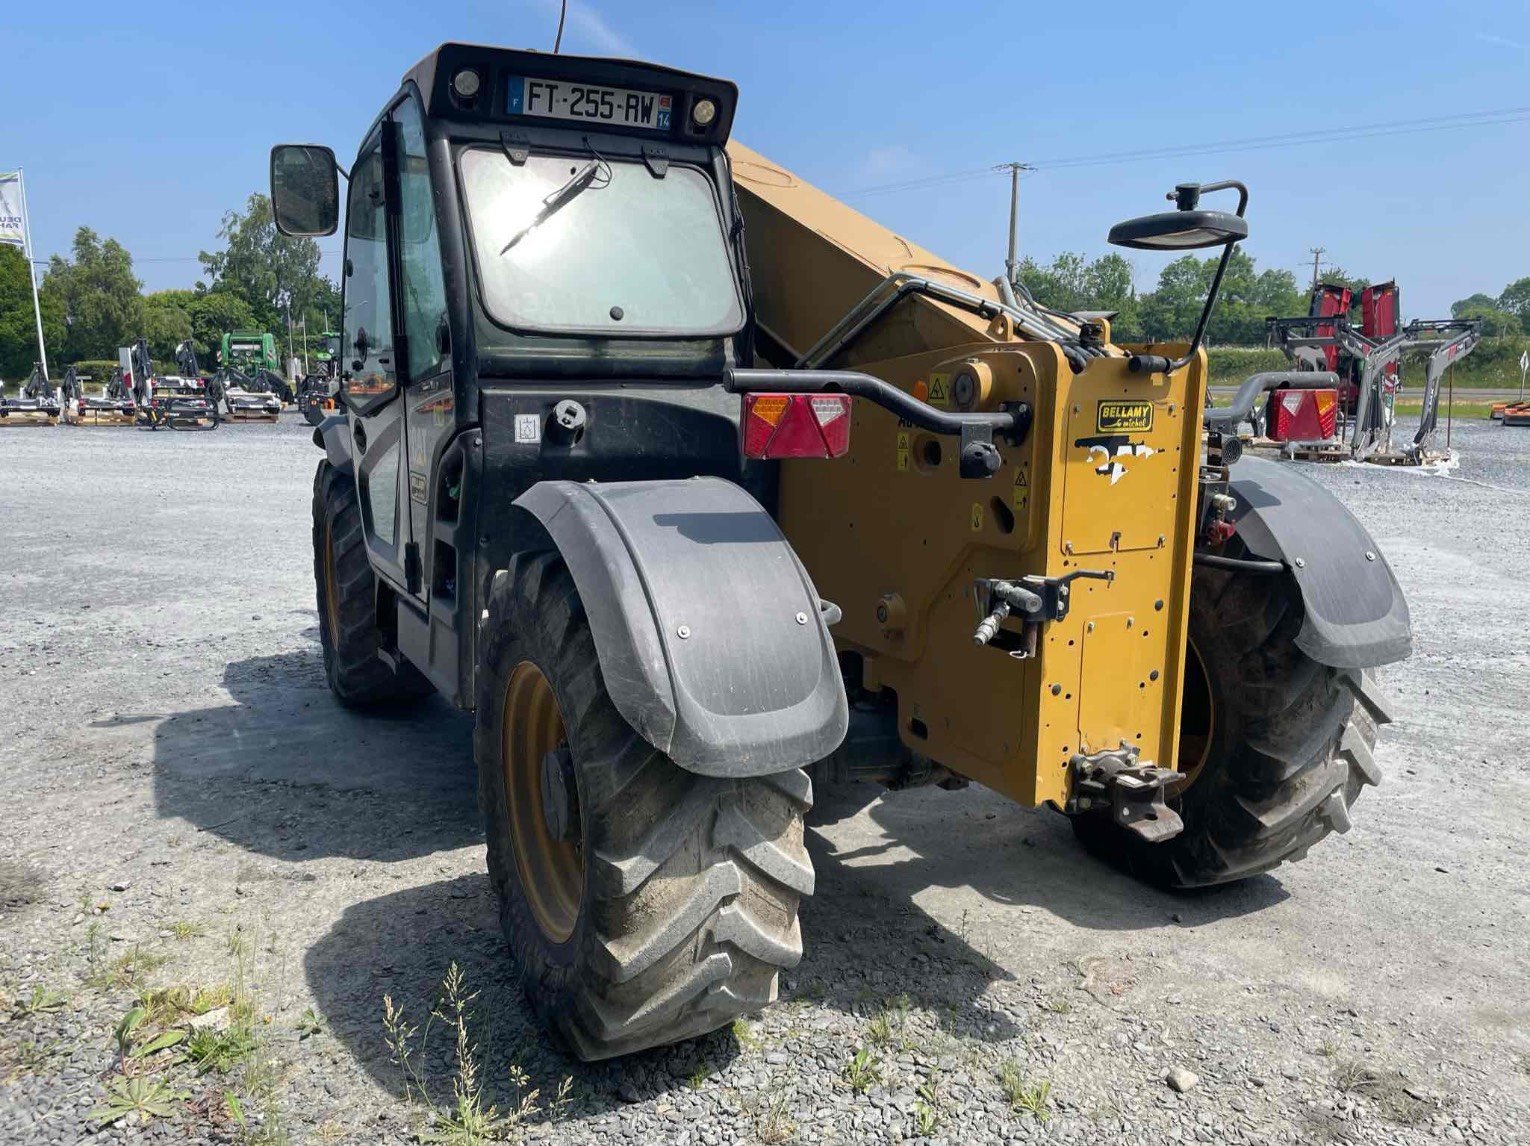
(554, 0, 568, 53)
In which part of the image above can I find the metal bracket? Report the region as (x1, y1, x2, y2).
(641, 144, 670, 178)
(499, 131, 530, 165)
(971, 569, 1114, 656)
(1067, 745, 1186, 844)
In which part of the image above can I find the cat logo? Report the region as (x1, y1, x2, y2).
(1074, 434, 1155, 485)
(1096, 400, 1154, 433)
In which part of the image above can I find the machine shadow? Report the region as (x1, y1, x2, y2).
(806, 780, 1289, 936)
(150, 648, 480, 863)
(305, 873, 743, 1122)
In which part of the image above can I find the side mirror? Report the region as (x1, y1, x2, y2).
(270, 144, 340, 237)
(1108, 180, 1251, 374)
(1108, 180, 1248, 251)
(1107, 209, 1247, 251)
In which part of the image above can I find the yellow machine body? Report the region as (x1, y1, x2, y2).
(731, 143, 1206, 809)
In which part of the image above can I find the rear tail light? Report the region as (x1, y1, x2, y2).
(741, 393, 852, 460)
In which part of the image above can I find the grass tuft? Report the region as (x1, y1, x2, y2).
(999, 1061, 1051, 1122)
(843, 1047, 881, 1093)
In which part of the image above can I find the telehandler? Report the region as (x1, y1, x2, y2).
(271, 42, 1409, 1062)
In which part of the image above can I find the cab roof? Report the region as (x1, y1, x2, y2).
(402, 42, 737, 145)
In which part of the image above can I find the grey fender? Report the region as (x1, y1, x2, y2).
(1227, 456, 1411, 669)
(312, 414, 352, 473)
(512, 477, 849, 777)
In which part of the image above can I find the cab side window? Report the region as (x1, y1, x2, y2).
(342, 139, 400, 547)
(393, 98, 450, 381)
(343, 143, 396, 403)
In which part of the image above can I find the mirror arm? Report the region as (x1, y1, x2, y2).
(1131, 180, 1249, 376)
(1184, 179, 1248, 217)
(1179, 239, 1236, 368)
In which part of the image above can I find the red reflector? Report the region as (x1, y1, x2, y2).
(742, 393, 851, 459)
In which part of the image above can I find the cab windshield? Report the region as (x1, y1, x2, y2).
(459, 148, 743, 338)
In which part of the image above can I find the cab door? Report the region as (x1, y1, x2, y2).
(391, 92, 455, 606)
(340, 126, 414, 593)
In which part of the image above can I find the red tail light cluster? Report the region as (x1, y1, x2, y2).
(741, 393, 852, 460)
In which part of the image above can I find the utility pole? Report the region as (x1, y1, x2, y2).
(996, 161, 1035, 285)
(1308, 247, 1326, 294)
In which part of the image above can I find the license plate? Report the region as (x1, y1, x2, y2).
(507, 76, 672, 132)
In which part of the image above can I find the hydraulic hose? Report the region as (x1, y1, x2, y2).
(1204, 371, 1340, 428)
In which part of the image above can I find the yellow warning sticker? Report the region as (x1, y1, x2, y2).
(970, 503, 984, 531)
(929, 373, 951, 408)
(895, 431, 910, 472)
(1011, 468, 1028, 511)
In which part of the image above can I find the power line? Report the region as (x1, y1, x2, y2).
(846, 106, 1530, 198)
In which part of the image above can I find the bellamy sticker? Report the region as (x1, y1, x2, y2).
(1096, 400, 1154, 433)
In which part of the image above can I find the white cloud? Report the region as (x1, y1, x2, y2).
(1475, 32, 1528, 51)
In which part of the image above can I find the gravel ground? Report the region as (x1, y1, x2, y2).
(1, 413, 1527, 1145)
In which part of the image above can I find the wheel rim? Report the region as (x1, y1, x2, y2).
(1177, 639, 1215, 788)
(322, 518, 343, 643)
(502, 661, 583, 944)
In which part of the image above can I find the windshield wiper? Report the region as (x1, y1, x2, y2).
(499, 158, 603, 254)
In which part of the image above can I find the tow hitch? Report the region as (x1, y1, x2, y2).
(1067, 746, 1186, 843)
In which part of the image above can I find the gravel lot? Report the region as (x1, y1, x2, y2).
(1, 414, 1527, 1145)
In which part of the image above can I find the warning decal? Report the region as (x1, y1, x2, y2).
(928, 374, 951, 408)
(1096, 400, 1154, 433)
(896, 430, 910, 472)
(969, 503, 983, 531)
(1011, 467, 1028, 511)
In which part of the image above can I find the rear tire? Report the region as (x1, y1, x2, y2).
(475, 553, 814, 1060)
(1071, 565, 1389, 888)
(312, 461, 432, 707)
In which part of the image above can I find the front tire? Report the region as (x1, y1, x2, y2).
(475, 553, 814, 1060)
(1072, 564, 1390, 888)
(311, 461, 432, 707)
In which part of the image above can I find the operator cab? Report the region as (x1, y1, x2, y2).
(273, 42, 746, 386)
(270, 44, 761, 704)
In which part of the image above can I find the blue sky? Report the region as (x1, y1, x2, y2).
(4, 1, 1526, 316)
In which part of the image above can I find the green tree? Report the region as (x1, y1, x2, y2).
(141, 293, 195, 362)
(144, 288, 258, 363)
(1138, 255, 1209, 342)
(1451, 292, 1499, 317)
(1138, 250, 1302, 344)
(1494, 277, 1530, 334)
(1316, 266, 1371, 295)
(1017, 251, 1140, 339)
(199, 193, 337, 332)
(1452, 301, 1521, 339)
(38, 228, 144, 362)
(0, 243, 64, 379)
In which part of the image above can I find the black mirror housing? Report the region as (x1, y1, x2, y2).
(1107, 209, 1248, 251)
(270, 145, 340, 237)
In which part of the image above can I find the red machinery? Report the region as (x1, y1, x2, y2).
(1265, 280, 1481, 463)
(1267, 387, 1339, 442)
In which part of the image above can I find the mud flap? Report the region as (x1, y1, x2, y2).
(513, 477, 848, 777)
(1228, 457, 1411, 670)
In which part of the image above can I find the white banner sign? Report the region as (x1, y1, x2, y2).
(0, 172, 24, 247)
